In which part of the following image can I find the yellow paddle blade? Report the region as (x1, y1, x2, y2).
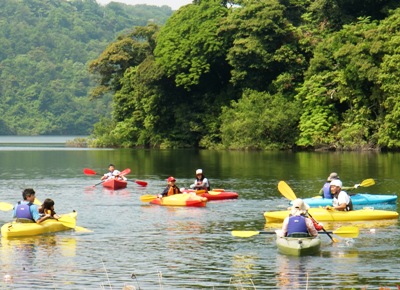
(195, 190, 206, 195)
(0, 202, 14, 211)
(360, 178, 375, 187)
(140, 194, 158, 202)
(75, 226, 93, 233)
(332, 226, 359, 238)
(278, 181, 297, 201)
(58, 215, 77, 229)
(34, 198, 41, 205)
(231, 231, 261, 238)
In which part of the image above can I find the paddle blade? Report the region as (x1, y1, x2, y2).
(278, 181, 297, 201)
(140, 195, 157, 202)
(360, 178, 375, 187)
(83, 168, 97, 175)
(58, 215, 77, 229)
(135, 180, 148, 187)
(0, 202, 14, 211)
(119, 168, 131, 176)
(333, 226, 359, 238)
(231, 231, 261, 238)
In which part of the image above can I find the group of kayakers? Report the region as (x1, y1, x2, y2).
(158, 169, 210, 198)
(280, 172, 354, 238)
(12, 188, 60, 224)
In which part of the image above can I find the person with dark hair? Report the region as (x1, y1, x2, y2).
(101, 164, 126, 181)
(189, 169, 210, 191)
(13, 188, 48, 223)
(38, 198, 60, 221)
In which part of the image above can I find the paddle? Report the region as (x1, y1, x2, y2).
(0, 202, 14, 211)
(277, 181, 338, 243)
(359, 178, 375, 187)
(231, 226, 359, 238)
(140, 194, 158, 202)
(57, 215, 76, 229)
(84, 168, 147, 186)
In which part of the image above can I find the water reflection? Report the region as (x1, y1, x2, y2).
(275, 255, 311, 289)
(0, 235, 77, 286)
(230, 254, 258, 289)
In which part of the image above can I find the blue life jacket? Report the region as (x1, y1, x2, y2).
(322, 182, 332, 199)
(15, 202, 34, 220)
(287, 215, 308, 236)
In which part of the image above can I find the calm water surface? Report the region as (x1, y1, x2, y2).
(0, 137, 399, 289)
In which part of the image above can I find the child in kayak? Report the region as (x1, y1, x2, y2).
(38, 198, 61, 221)
(189, 169, 210, 191)
(158, 176, 182, 198)
(101, 164, 127, 181)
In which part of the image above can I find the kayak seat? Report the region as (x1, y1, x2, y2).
(287, 232, 310, 238)
(15, 218, 35, 223)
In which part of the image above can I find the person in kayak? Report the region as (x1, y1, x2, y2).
(189, 169, 210, 191)
(13, 188, 49, 223)
(280, 198, 321, 237)
(319, 172, 360, 198)
(158, 176, 182, 198)
(101, 164, 127, 181)
(327, 179, 353, 211)
(38, 198, 61, 221)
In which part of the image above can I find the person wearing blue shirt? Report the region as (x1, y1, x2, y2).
(13, 188, 45, 223)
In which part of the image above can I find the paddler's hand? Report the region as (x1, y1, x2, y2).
(354, 184, 360, 188)
(325, 205, 333, 211)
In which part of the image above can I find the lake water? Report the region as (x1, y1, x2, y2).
(0, 137, 399, 289)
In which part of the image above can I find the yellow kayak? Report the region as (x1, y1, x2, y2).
(264, 208, 399, 222)
(1, 212, 77, 238)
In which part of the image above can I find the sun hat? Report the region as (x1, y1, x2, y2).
(290, 198, 310, 216)
(196, 169, 203, 175)
(330, 179, 342, 188)
(167, 176, 176, 182)
(327, 172, 339, 181)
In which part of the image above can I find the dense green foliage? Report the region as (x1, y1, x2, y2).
(0, 0, 172, 135)
(89, 0, 400, 150)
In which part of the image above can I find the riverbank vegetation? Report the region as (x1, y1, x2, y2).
(0, 0, 172, 135)
(88, 0, 400, 151)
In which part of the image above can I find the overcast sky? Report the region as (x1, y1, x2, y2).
(96, 0, 193, 10)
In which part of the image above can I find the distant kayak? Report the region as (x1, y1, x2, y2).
(295, 194, 397, 207)
(150, 193, 207, 207)
(1, 212, 77, 238)
(102, 179, 127, 190)
(264, 208, 399, 222)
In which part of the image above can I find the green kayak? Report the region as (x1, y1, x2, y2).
(276, 235, 321, 256)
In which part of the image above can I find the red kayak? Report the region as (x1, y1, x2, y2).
(102, 179, 127, 190)
(183, 189, 238, 201)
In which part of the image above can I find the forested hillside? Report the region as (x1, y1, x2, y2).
(0, 0, 172, 135)
(89, 0, 400, 151)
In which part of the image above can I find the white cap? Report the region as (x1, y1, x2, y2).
(196, 169, 203, 175)
(330, 179, 342, 188)
(290, 198, 310, 216)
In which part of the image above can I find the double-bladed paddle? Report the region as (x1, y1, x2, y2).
(83, 168, 147, 187)
(277, 181, 344, 243)
(231, 226, 359, 238)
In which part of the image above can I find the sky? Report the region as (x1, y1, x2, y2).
(96, 0, 193, 10)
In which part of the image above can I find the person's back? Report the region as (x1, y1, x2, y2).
(13, 188, 40, 223)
